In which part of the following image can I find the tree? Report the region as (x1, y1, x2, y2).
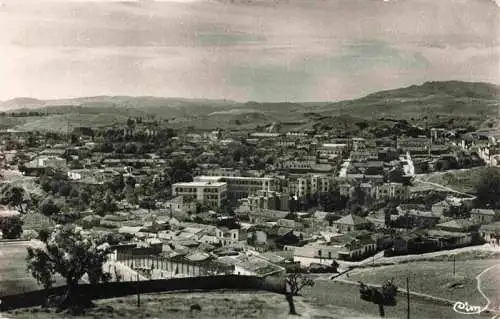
(359, 279, 398, 317)
(384, 201, 399, 228)
(0, 185, 28, 214)
(475, 168, 500, 209)
(285, 273, 315, 315)
(39, 198, 61, 217)
(95, 191, 118, 216)
(0, 215, 23, 239)
(331, 259, 340, 273)
(318, 190, 347, 212)
(26, 225, 112, 313)
(106, 174, 125, 195)
(168, 159, 194, 183)
(219, 198, 235, 216)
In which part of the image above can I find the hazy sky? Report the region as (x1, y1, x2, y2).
(0, 0, 498, 102)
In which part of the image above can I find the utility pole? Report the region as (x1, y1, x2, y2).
(453, 255, 456, 276)
(136, 272, 141, 308)
(406, 276, 410, 319)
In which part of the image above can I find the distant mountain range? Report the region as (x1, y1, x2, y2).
(1, 81, 499, 132)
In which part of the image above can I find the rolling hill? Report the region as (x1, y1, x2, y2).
(1, 81, 498, 132)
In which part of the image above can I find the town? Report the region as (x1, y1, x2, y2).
(0, 105, 499, 317)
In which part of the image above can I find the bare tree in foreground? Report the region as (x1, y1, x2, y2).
(285, 273, 315, 315)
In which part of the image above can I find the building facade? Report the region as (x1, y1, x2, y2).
(194, 176, 278, 199)
(172, 181, 227, 209)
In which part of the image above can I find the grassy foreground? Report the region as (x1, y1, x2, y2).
(348, 259, 500, 307)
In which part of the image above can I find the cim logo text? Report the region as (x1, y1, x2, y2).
(453, 301, 482, 314)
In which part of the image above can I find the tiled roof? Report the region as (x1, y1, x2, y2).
(437, 219, 477, 230)
(333, 214, 370, 226)
(471, 209, 496, 216)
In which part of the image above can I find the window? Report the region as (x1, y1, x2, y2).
(318, 250, 322, 257)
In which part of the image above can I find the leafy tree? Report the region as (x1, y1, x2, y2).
(0, 185, 28, 214)
(218, 198, 235, 216)
(331, 259, 339, 273)
(475, 168, 500, 208)
(106, 174, 125, 195)
(168, 159, 194, 183)
(384, 201, 399, 227)
(125, 176, 136, 188)
(39, 198, 61, 217)
(26, 225, 112, 313)
(318, 190, 347, 212)
(95, 191, 118, 216)
(359, 279, 398, 317)
(0, 215, 23, 239)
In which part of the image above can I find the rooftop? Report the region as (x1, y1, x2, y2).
(333, 214, 371, 226)
(173, 181, 227, 187)
(471, 209, 496, 216)
(437, 219, 478, 230)
(322, 143, 347, 148)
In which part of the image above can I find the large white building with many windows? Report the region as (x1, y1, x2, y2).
(172, 181, 227, 209)
(194, 176, 278, 199)
(286, 174, 333, 197)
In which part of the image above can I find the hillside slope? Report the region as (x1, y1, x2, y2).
(1, 81, 498, 132)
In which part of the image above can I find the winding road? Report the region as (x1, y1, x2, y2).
(475, 264, 500, 318)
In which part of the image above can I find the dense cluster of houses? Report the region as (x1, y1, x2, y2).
(0, 122, 499, 278)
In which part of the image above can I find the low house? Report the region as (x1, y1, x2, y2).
(27, 155, 67, 170)
(332, 214, 373, 233)
(428, 230, 474, 249)
(247, 209, 289, 223)
(331, 230, 378, 261)
(217, 254, 285, 277)
(216, 227, 246, 246)
(389, 232, 439, 256)
(283, 244, 342, 260)
(470, 209, 497, 225)
(199, 234, 220, 245)
(432, 200, 451, 216)
(436, 219, 480, 233)
(479, 221, 500, 243)
(0, 206, 20, 217)
(392, 210, 441, 229)
(375, 183, 409, 201)
(337, 238, 377, 261)
(276, 218, 303, 230)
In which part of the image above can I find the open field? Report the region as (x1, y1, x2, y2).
(415, 167, 490, 195)
(301, 279, 493, 319)
(4, 292, 292, 319)
(4, 284, 493, 319)
(0, 241, 64, 297)
(347, 259, 500, 309)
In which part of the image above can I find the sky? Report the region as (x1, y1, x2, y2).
(0, 0, 498, 102)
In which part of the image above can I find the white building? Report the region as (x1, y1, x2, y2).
(28, 156, 66, 170)
(375, 183, 409, 200)
(194, 176, 278, 199)
(216, 227, 240, 246)
(319, 143, 348, 157)
(172, 181, 227, 209)
(287, 174, 332, 197)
